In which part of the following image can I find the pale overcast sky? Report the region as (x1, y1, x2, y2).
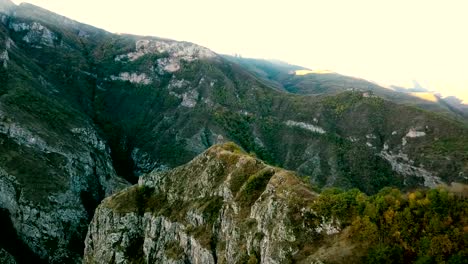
(12, 0, 468, 102)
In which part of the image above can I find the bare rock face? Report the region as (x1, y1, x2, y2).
(0, 106, 128, 263)
(116, 39, 216, 63)
(84, 143, 345, 263)
(115, 38, 217, 75)
(9, 21, 57, 47)
(110, 72, 152, 85)
(0, 5, 132, 261)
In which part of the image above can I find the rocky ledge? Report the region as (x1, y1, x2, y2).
(84, 143, 350, 263)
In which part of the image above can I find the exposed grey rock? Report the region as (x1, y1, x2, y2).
(180, 90, 199, 108)
(10, 21, 57, 47)
(0, 107, 128, 262)
(285, 120, 326, 134)
(84, 144, 333, 264)
(116, 39, 217, 74)
(379, 150, 442, 187)
(157, 57, 180, 73)
(110, 72, 152, 85)
(116, 39, 216, 63)
(405, 128, 426, 138)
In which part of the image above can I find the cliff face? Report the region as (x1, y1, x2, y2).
(0, 85, 129, 262)
(0, 4, 128, 262)
(0, 118, 128, 263)
(84, 143, 348, 264)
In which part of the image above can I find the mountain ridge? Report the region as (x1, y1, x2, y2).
(224, 56, 468, 123)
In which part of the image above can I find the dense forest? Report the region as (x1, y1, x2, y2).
(309, 186, 468, 263)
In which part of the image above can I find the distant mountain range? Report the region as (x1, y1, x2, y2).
(224, 55, 468, 121)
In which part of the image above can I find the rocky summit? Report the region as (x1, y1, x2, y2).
(0, 1, 467, 263)
(84, 143, 318, 263)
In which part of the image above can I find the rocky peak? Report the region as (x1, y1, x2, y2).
(119, 38, 217, 61)
(115, 38, 217, 73)
(84, 143, 346, 263)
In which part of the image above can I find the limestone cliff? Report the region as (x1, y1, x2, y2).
(0, 112, 128, 263)
(0, 3, 131, 262)
(84, 143, 347, 264)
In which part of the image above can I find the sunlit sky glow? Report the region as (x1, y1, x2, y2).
(12, 0, 468, 102)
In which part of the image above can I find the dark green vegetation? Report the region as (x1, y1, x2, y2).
(236, 167, 275, 208)
(310, 187, 468, 263)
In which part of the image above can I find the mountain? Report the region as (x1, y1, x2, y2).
(0, 2, 467, 263)
(0, 3, 128, 263)
(221, 55, 307, 91)
(84, 143, 316, 263)
(391, 83, 468, 120)
(224, 56, 468, 122)
(84, 143, 468, 263)
(442, 96, 468, 116)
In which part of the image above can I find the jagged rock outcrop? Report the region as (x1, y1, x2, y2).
(84, 143, 347, 263)
(0, 114, 129, 263)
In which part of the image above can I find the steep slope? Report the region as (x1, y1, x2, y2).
(84, 143, 323, 263)
(434, 95, 468, 119)
(0, 3, 127, 263)
(84, 143, 468, 263)
(221, 55, 307, 91)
